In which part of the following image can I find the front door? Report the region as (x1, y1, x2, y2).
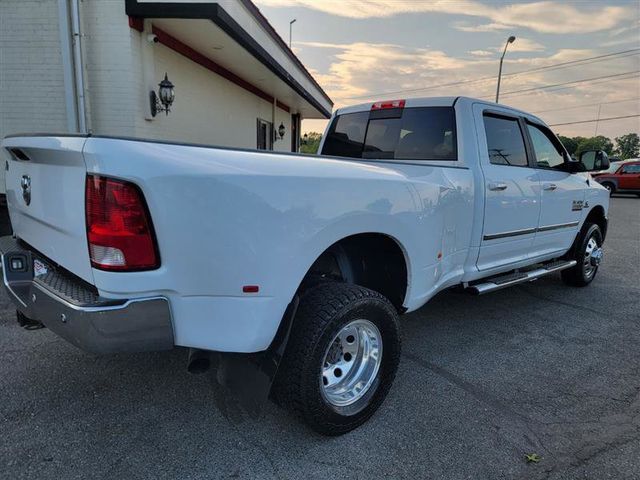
(525, 121, 584, 256)
(257, 119, 273, 151)
(476, 107, 541, 271)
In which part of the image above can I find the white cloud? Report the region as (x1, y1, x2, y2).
(294, 40, 639, 137)
(297, 41, 469, 102)
(504, 38, 545, 53)
(455, 22, 513, 33)
(469, 50, 495, 57)
(255, 0, 630, 33)
(467, 38, 545, 56)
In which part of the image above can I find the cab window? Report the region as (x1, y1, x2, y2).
(483, 114, 529, 167)
(526, 123, 566, 170)
(321, 112, 369, 158)
(322, 107, 457, 161)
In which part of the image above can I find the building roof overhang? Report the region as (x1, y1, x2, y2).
(125, 0, 333, 119)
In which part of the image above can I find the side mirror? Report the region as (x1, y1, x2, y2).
(579, 150, 610, 172)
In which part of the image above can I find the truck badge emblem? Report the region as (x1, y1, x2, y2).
(571, 200, 584, 211)
(21, 175, 31, 206)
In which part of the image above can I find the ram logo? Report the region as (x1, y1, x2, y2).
(572, 200, 584, 211)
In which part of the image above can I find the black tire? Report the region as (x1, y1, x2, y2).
(272, 282, 401, 435)
(600, 182, 615, 196)
(561, 223, 603, 287)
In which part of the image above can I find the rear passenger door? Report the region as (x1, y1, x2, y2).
(475, 107, 541, 271)
(525, 121, 584, 256)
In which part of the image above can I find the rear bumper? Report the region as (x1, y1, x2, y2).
(0, 236, 174, 354)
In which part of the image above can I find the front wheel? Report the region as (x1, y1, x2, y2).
(272, 283, 401, 435)
(561, 223, 604, 287)
(600, 182, 615, 196)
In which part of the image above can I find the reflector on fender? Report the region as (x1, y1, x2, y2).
(371, 99, 406, 110)
(85, 175, 160, 271)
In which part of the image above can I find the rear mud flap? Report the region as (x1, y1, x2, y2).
(206, 297, 299, 421)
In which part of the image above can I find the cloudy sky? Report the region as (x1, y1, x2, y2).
(254, 0, 640, 139)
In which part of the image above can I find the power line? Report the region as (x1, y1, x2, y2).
(503, 49, 640, 77)
(548, 114, 640, 126)
(497, 72, 640, 100)
(532, 97, 640, 114)
(343, 48, 640, 100)
(497, 70, 640, 98)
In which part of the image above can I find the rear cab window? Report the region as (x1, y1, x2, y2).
(482, 114, 529, 167)
(322, 106, 457, 161)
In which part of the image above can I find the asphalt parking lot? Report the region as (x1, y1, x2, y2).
(1, 197, 638, 480)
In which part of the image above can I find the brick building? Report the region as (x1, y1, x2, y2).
(0, 0, 333, 166)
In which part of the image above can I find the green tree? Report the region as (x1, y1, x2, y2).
(558, 135, 579, 156)
(575, 135, 614, 157)
(614, 133, 640, 159)
(300, 132, 323, 154)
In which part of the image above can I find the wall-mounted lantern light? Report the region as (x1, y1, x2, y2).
(302, 133, 309, 145)
(274, 122, 286, 141)
(150, 73, 175, 117)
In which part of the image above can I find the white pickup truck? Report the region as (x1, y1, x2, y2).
(1, 97, 610, 435)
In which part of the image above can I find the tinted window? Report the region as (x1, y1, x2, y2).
(483, 115, 528, 167)
(622, 164, 640, 173)
(322, 107, 457, 160)
(527, 123, 565, 169)
(321, 112, 368, 158)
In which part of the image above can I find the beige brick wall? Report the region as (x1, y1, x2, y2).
(132, 31, 293, 150)
(80, 0, 138, 136)
(0, 0, 296, 152)
(0, 0, 69, 140)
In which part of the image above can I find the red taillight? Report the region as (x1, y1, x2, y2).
(371, 99, 406, 110)
(85, 175, 159, 271)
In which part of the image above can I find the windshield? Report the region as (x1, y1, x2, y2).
(321, 107, 457, 161)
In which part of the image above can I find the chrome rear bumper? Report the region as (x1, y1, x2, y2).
(0, 236, 174, 354)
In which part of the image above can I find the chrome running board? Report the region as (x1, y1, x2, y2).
(469, 260, 577, 295)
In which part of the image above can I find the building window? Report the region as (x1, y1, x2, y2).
(257, 119, 273, 150)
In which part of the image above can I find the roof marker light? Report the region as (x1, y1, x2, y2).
(371, 99, 406, 111)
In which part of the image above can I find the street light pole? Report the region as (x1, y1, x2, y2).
(495, 35, 516, 103)
(289, 19, 297, 49)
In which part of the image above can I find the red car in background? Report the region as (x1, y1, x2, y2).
(593, 159, 640, 197)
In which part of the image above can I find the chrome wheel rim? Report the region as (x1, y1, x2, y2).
(321, 319, 383, 407)
(583, 236, 600, 279)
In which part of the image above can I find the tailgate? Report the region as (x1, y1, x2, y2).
(2, 135, 94, 283)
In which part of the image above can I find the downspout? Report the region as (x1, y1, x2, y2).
(57, 0, 78, 132)
(70, 0, 87, 133)
(142, 20, 157, 120)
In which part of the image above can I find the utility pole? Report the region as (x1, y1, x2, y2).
(496, 36, 516, 103)
(594, 104, 602, 135)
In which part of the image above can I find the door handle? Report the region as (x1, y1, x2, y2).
(488, 182, 508, 191)
(543, 183, 557, 191)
